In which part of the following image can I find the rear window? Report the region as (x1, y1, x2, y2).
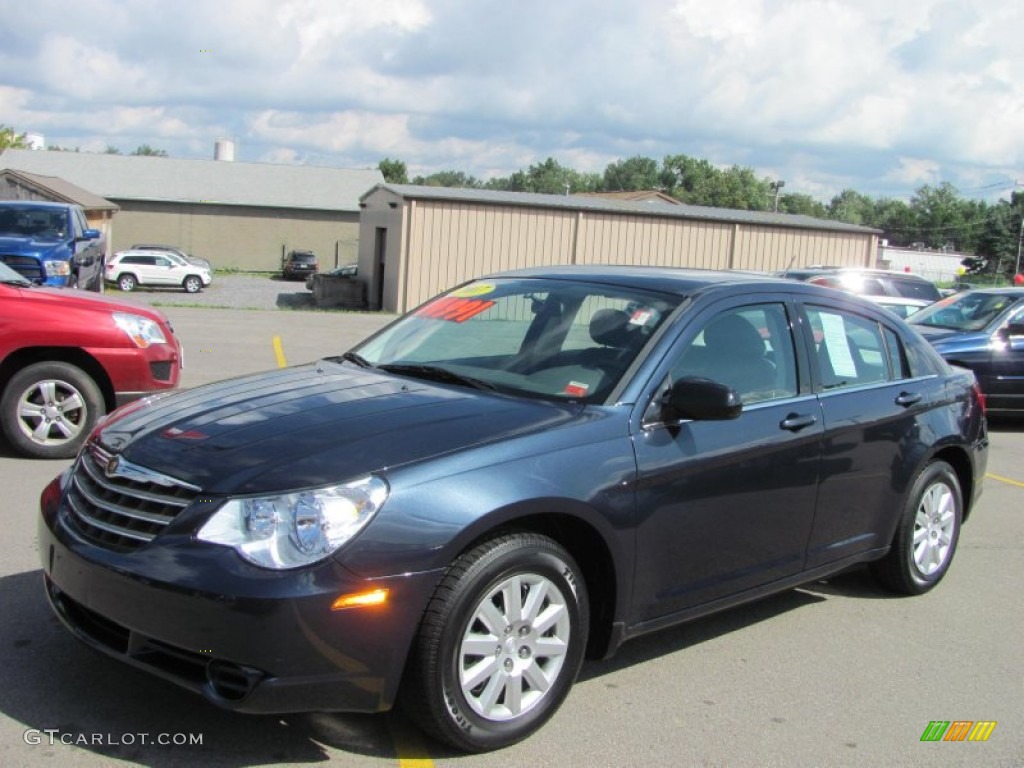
(891, 278, 941, 301)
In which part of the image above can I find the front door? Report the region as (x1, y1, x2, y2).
(630, 299, 822, 623)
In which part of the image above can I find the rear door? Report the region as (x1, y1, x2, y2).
(798, 298, 939, 567)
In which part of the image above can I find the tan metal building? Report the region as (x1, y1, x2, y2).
(357, 184, 881, 313)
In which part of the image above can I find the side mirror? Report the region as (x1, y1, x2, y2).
(661, 376, 743, 422)
(78, 228, 101, 241)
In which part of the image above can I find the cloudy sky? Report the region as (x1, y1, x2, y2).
(2, 0, 1023, 203)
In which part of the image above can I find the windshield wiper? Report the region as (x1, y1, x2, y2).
(378, 363, 497, 391)
(337, 351, 374, 368)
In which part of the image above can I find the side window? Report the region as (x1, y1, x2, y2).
(883, 327, 909, 379)
(807, 306, 890, 389)
(671, 304, 797, 404)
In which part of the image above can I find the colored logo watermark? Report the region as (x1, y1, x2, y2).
(920, 721, 996, 742)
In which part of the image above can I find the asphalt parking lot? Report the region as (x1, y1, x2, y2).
(1, 289, 1021, 767)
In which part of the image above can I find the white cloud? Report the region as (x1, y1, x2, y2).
(2, 0, 1023, 199)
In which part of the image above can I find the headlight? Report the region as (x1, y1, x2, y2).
(113, 312, 168, 348)
(44, 260, 71, 277)
(197, 475, 389, 570)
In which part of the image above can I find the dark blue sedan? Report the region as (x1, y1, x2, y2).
(38, 267, 988, 752)
(910, 287, 1024, 411)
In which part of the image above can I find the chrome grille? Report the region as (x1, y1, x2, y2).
(64, 443, 201, 552)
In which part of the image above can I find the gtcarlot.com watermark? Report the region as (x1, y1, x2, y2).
(24, 729, 203, 747)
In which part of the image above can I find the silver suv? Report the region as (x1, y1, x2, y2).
(779, 267, 941, 302)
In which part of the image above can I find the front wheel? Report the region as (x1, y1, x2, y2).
(872, 460, 962, 595)
(1, 361, 105, 459)
(183, 275, 203, 293)
(402, 532, 589, 752)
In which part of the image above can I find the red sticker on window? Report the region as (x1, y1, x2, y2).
(415, 297, 495, 322)
(563, 381, 590, 397)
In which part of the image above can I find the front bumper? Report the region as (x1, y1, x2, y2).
(39, 479, 443, 714)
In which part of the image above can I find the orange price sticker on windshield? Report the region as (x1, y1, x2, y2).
(416, 297, 495, 323)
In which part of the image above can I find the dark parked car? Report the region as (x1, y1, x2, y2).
(910, 287, 1024, 411)
(306, 262, 357, 290)
(282, 250, 318, 280)
(0, 261, 181, 458)
(39, 267, 987, 751)
(780, 267, 942, 302)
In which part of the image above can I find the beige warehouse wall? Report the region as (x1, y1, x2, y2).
(110, 201, 361, 272)
(359, 188, 879, 313)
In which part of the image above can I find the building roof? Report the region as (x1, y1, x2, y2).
(365, 183, 882, 235)
(579, 189, 682, 205)
(0, 149, 383, 213)
(0, 169, 119, 211)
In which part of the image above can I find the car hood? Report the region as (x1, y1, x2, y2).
(912, 325, 991, 350)
(96, 361, 581, 495)
(0, 234, 63, 256)
(8, 283, 166, 318)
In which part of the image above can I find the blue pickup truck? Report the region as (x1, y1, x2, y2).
(0, 201, 104, 291)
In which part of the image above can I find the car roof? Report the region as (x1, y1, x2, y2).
(492, 265, 817, 297)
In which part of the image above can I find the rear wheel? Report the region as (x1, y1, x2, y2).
(117, 273, 137, 292)
(1, 361, 105, 459)
(872, 460, 962, 595)
(402, 532, 588, 752)
(183, 275, 203, 293)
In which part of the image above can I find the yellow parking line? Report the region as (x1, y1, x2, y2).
(272, 335, 287, 368)
(986, 472, 1024, 489)
(388, 717, 435, 767)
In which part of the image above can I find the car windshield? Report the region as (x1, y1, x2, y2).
(0, 207, 66, 240)
(291, 253, 315, 263)
(353, 277, 680, 403)
(910, 292, 1019, 331)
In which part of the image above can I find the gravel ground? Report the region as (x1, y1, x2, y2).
(107, 273, 324, 311)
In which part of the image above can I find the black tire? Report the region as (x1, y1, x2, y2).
(871, 460, 962, 595)
(1, 361, 105, 459)
(402, 532, 588, 752)
(183, 275, 203, 293)
(118, 273, 137, 292)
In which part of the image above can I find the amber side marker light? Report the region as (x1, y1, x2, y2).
(331, 589, 389, 611)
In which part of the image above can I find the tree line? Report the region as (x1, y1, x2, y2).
(380, 156, 1024, 278)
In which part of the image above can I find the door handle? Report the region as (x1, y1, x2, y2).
(895, 392, 922, 407)
(780, 413, 816, 431)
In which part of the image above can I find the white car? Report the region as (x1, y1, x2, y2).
(106, 249, 213, 293)
(866, 295, 931, 319)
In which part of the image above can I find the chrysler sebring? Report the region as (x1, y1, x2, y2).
(39, 267, 987, 751)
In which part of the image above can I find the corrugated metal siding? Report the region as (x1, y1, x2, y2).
(576, 213, 732, 269)
(359, 187, 880, 313)
(403, 202, 577, 306)
(731, 226, 870, 272)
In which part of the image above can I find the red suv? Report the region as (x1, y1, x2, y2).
(0, 261, 182, 458)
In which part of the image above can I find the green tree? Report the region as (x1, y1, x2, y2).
(488, 157, 600, 195)
(0, 124, 27, 149)
(131, 145, 168, 157)
(778, 193, 828, 218)
(828, 189, 876, 225)
(378, 158, 408, 184)
(411, 170, 482, 188)
(104, 145, 122, 154)
(603, 156, 661, 191)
